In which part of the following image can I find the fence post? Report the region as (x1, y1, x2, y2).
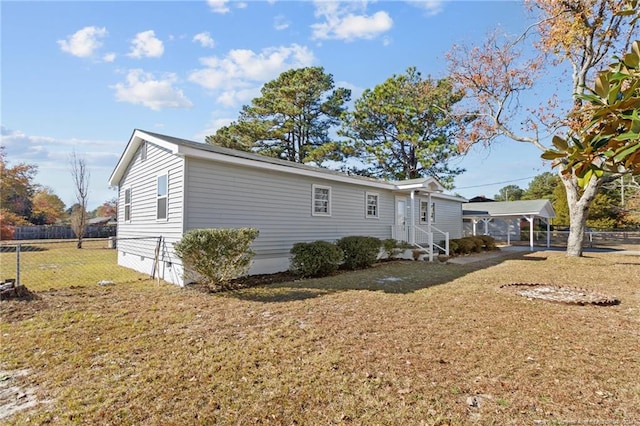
(16, 243, 21, 286)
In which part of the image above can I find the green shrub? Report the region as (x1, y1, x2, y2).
(382, 238, 399, 259)
(477, 235, 498, 250)
(448, 239, 459, 255)
(467, 236, 484, 253)
(290, 240, 343, 277)
(455, 238, 476, 255)
(336, 236, 381, 270)
(174, 228, 259, 289)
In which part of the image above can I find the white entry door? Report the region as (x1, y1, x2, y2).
(395, 198, 409, 242)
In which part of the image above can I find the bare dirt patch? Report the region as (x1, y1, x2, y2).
(0, 369, 48, 420)
(501, 282, 621, 306)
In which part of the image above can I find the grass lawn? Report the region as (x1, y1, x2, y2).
(1, 246, 639, 425)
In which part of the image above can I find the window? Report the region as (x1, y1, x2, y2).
(157, 174, 168, 220)
(420, 200, 436, 223)
(312, 184, 331, 216)
(366, 192, 379, 218)
(124, 188, 131, 221)
(140, 142, 147, 162)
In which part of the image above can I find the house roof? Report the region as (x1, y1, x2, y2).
(109, 129, 464, 200)
(462, 199, 556, 219)
(87, 216, 116, 225)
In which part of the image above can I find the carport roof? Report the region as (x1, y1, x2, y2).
(462, 199, 556, 219)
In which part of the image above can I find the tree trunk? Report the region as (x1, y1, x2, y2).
(563, 173, 599, 257)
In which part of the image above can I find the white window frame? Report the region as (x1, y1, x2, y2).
(140, 142, 147, 162)
(124, 187, 132, 222)
(312, 184, 331, 216)
(420, 200, 436, 224)
(156, 173, 168, 221)
(365, 192, 379, 219)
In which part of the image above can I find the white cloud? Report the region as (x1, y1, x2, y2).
(0, 126, 122, 209)
(112, 69, 193, 110)
(58, 26, 108, 58)
(216, 87, 261, 107)
(194, 116, 236, 141)
(127, 30, 164, 58)
(406, 1, 444, 16)
(274, 14, 290, 31)
(103, 52, 116, 62)
(207, 0, 230, 14)
(193, 32, 215, 48)
(188, 44, 315, 107)
(207, 0, 248, 14)
(311, 1, 393, 41)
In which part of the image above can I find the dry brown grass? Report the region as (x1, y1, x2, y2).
(1, 248, 639, 425)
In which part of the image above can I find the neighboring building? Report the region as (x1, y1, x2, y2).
(463, 199, 556, 248)
(108, 130, 466, 285)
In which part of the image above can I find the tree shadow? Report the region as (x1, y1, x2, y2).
(228, 252, 529, 303)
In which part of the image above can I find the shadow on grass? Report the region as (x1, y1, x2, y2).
(0, 245, 48, 253)
(229, 252, 528, 303)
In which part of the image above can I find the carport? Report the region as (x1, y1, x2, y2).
(462, 199, 556, 250)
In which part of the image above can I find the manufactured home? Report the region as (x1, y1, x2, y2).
(108, 129, 466, 285)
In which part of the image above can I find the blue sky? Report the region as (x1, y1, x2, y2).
(1, 0, 555, 210)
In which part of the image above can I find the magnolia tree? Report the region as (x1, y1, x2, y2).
(447, 0, 638, 256)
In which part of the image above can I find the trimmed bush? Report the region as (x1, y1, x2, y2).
(454, 237, 476, 255)
(448, 239, 459, 255)
(477, 235, 498, 250)
(290, 240, 343, 277)
(174, 228, 259, 289)
(467, 236, 484, 253)
(336, 236, 381, 270)
(382, 238, 399, 259)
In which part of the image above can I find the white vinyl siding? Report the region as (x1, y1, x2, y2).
(115, 142, 185, 284)
(312, 184, 331, 216)
(116, 141, 184, 245)
(184, 158, 395, 265)
(419, 197, 463, 239)
(366, 192, 379, 218)
(157, 174, 168, 220)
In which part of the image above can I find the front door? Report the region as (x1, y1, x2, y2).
(395, 198, 409, 242)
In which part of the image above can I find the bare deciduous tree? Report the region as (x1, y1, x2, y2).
(70, 152, 90, 249)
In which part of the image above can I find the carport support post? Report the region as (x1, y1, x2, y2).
(546, 220, 551, 248)
(481, 218, 491, 235)
(525, 216, 534, 251)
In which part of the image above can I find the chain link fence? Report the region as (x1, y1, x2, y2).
(0, 237, 166, 292)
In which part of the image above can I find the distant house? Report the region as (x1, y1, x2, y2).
(87, 216, 116, 226)
(108, 130, 466, 286)
(463, 199, 556, 248)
